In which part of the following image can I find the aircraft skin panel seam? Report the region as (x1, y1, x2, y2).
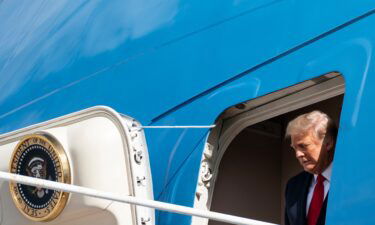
(156, 131, 209, 200)
(150, 8, 375, 124)
(0, 8, 373, 123)
(0, 0, 276, 122)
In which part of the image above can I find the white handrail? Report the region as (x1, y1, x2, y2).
(0, 171, 276, 225)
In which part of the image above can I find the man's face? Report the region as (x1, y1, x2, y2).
(290, 129, 332, 174)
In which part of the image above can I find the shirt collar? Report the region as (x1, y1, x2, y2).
(313, 163, 332, 182)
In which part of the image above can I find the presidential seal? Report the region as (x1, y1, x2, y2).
(9, 133, 71, 221)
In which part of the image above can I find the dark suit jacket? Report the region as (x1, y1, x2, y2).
(285, 171, 328, 225)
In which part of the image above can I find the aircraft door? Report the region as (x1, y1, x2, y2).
(0, 106, 154, 225)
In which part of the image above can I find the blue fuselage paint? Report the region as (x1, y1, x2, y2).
(1, 1, 375, 224)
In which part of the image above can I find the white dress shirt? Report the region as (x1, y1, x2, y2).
(306, 163, 332, 215)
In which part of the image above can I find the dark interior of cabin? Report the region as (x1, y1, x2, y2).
(208, 94, 344, 225)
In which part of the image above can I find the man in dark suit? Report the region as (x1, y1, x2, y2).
(284, 111, 337, 225)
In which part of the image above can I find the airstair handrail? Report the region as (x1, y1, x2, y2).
(0, 171, 276, 225)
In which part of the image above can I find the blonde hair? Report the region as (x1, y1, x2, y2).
(285, 110, 337, 140)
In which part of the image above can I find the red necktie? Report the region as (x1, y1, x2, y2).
(307, 174, 325, 225)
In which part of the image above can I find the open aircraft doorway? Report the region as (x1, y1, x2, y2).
(193, 73, 345, 225)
